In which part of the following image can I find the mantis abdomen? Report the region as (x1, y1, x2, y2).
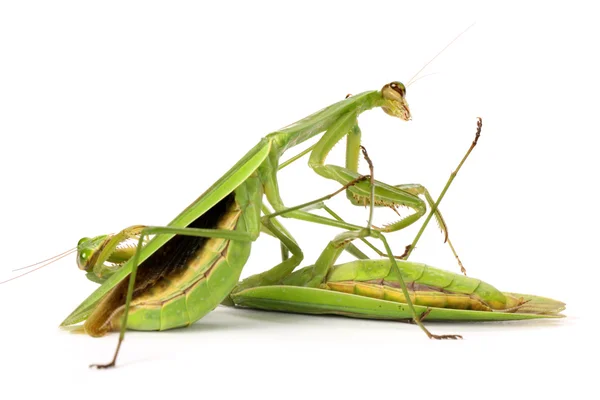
(322, 259, 564, 314)
(324, 281, 505, 312)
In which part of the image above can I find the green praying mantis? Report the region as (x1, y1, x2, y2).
(21, 80, 559, 369)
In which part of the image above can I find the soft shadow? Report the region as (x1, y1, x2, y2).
(175, 306, 350, 334)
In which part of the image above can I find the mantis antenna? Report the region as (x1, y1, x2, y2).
(406, 23, 476, 87)
(0, 247, 76, 284)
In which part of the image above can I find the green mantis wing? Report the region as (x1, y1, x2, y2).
(231, 286, 564, 321)
(61, 139, 272, 326)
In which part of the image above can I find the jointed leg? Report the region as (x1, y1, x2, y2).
(264, 112, 428, 234)
(393, 183, 466, 275)
(402, 118, 482, 271)
(231, 206, 304, 295)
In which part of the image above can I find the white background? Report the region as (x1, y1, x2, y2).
(1, 1, 597, 399)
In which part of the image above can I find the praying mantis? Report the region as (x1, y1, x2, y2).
(40, 81, 563, 369)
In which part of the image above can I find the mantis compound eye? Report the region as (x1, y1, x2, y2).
(387, 81, 406, 97)
(77, 245, 94, 271)
(381, 81, 411, 121)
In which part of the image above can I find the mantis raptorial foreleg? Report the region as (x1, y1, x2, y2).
(262, 118, 423, 240)
(341, 115, 469, 274)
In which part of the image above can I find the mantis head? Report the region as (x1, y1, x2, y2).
(381, 81, 411, 121)
(77, 234, 136, 283)
(77, 235, 109, 272)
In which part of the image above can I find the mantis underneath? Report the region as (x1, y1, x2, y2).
(6, 82, 565, 369)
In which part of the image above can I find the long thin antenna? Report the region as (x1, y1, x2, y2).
(406, 72, 440, 88)
(12, 247, 76, 271)
(1, 250, 76, 284)
(406, 23, 476, 87)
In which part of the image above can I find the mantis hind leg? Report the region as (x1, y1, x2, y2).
(262, 112, 427, 234)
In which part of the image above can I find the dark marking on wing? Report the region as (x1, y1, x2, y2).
(84, 193, 237, 335)
(132, 193, 237, 295)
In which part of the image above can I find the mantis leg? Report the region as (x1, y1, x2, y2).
(401, 118, 482, 270)
(230, 209, 304, 296)
(392, 183, 466, 275)
(320, 204, 391, 260)
(308, 112, 427, 233)
(262, 112, 426, 233)
(81, 225, 147, 281)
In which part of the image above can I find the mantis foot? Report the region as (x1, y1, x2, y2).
(416, 308, 462, 339)
(399, 244, 412, 259)
(89, 338, 122, 369)
(89, 361, 116, 369)
(429, 334, 463, 340)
